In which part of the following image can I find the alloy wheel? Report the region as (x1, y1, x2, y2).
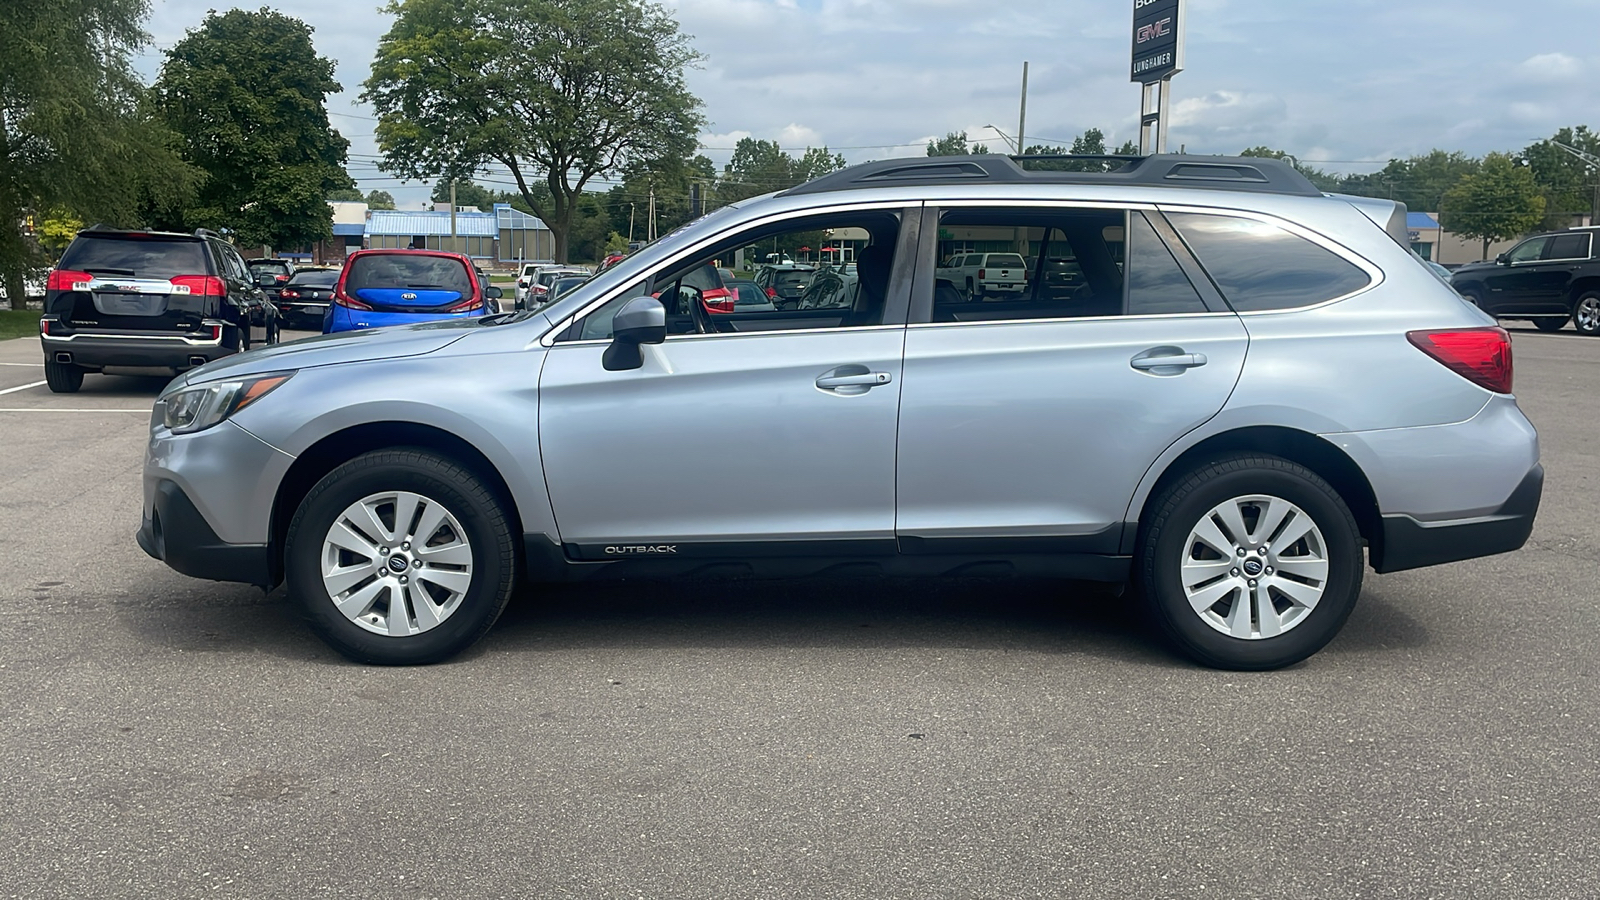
(1180, 493, 1329, 639)
(1576, 295, 1600, 334)
(320, 490, 474, 637)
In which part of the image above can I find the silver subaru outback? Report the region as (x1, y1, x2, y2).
(137, 154, 1541, 670)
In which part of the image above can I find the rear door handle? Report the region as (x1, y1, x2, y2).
(816, 371, 893, 389)
(1130, 350, 1208, 371)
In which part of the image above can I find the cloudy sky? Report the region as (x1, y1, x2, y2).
(133, 0, 1600, 208)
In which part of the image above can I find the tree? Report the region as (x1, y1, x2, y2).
(927, 131, 988, 156)
(1441, 152, 1547, 259)
(1522, 126, 1600, 229)
(327, 187, 365, 202)
(365, 190, 397, 210)
(37, 212, 83, 259)
(1336, 151, 1480, 212)
(0, 0, 200, 308)
(364, 0, 705, 263)
(1020, 128, 1136, 171)
(153, 8, 352, 252)
(1238, 146, 1342, 191)
(430, 180, 502, 211)
(715, 139, 845, 206)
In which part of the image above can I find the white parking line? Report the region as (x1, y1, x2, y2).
(0, 380, 46, 396)
(0, 408, 147, 413)
(0, 362, 44, 367)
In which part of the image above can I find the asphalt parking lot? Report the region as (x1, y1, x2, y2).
(1, 326, 1596, 899)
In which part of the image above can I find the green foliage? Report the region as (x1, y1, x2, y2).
(365, 190, 397, 210)
(430, 180, 502, 210)
(603, 232, 630, 256)
(715, 139, 846, 205)
(927, 131, 988, 156)
(1019, 129, 1135, 171)
(1522, 126, 1600, 229)
(1441, 153, 1546, 258)
(327, 187, 365, 202)
(1237, 146, 1342, 191)
(0, 0, 201, 308)
(153, 8, 352, 252)
(364, 0, 705, 263)
(38, 212, 83, 257)
(1336, 151, 1481, 211)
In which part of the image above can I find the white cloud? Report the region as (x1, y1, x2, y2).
(1170, 91, 1286, 130)
(1515, 52, 1583, 83)
(777, 123, 823, 147)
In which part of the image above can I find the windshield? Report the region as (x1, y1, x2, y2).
(59, 236, 209, 279)
(534, 203, 750, 323)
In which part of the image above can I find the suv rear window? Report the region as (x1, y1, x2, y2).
(59, 236, 209, 279)
(1168, 213, 1371, 311)
(346, 254, 473, 295)
(985, 254, 1026, 268)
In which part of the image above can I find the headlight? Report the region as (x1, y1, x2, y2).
(162, 372, 294, 434)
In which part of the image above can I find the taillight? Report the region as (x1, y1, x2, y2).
(701, 287, 735, 314)
(765, 287, 777, 298)
(40, 317, 52, 335)
(275, 274, 289, 283)
(979, 269, 987, 280)
(1407, 327, 1513, 394)
(334, 289, 373, 311)
(170, 275, 226, 297)
(47, 270, 93, 292)
(279, 289, 301, 300)
(444, 297, 484, 312)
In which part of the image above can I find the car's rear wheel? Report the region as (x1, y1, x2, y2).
(1533, 316, 1568, 332)
(44, 359, 83, 393)
(1458, 288, 1484, 310)
(1137, 454, 1363, 670)
(285, 449, 518, 665)
(1574, 292, 1600, 336)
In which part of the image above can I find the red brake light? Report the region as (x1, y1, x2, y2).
(170, 275, 226, 297)
(1407, 327, 1513, 394)
(979, 269, 987, 280)
(701, 287, 735, 314)
(47, 270, 93, 292)
(444, 297, 484, 312)
(765, 287, 777, 298)
(334, 289, 373, 311)
(40, 317, 52, 335)
(279, 289, 301, 299)
(275, 274, 289, 283)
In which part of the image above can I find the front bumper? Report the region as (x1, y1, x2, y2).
(138, 478, 273, 586)
(1373, 464, 1543, 574)
(42, 326, 231, 369)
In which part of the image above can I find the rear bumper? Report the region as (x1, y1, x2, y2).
(1373, 464, 1543, 574)
(42, 326, 231, 369)
(138, 478, 273, 587)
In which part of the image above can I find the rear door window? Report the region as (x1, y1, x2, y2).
(59, 237, 209, 279)
(1546, 233, 1591, 261)
(1167, 212, 1371, 311)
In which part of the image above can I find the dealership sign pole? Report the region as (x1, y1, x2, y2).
(1132, 0, 1184, 154)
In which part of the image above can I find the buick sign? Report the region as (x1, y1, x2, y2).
(1131, 0, 1184, 83)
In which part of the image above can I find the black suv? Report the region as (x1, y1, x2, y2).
(1450, 227, 1600, 335)
(40, 227, 280, 392)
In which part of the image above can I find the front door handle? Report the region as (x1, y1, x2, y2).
(816, 371, 893, 389)
(1130, 349, 1208, 372)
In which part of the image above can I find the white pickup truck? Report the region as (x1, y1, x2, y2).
(935, 252, 1029, 299)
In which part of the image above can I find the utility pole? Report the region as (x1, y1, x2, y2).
(1016, 61, 1029, 157)
(1549, 141, 1600, 225)
(647, 183, 657, 242)
(449, 180, 458, 253)
(628, 203, 636, 242)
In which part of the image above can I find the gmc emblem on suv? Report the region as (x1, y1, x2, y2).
(604, 545, 678, 555)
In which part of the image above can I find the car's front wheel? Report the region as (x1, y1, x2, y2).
(1574, 291, 1600, 336)
(1138, 454, 1363, 670)
(285, 449, 518, 664)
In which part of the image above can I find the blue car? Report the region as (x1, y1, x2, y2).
(324, 249, 500, 333)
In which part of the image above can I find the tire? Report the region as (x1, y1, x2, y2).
(1574, 291, 1600, 336)
(284, 449, 518, 665)
(1137, 454, 1363, 670)
(44, 359, 84, 393)
(1533, 316, 1568, 333)
(1458, 288, 1484, 310)
(237, 320, 250, 352)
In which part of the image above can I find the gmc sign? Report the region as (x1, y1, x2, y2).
(1131, 0, 1184, 83)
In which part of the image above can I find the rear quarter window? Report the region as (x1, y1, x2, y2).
(1168, 212, 1372, 311)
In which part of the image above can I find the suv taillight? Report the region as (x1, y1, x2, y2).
(1407, 327, 1513, 394)
(979, 269, 987, 280)
(46, 270, 93, 292)
(170, 275, 226, 297)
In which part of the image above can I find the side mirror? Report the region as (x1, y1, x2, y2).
(486, 286, 503, 299)
(1495, 253, 1509, 265)
(602, 296, 666, 371)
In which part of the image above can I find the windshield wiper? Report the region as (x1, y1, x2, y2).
(477, 310, 535, 327)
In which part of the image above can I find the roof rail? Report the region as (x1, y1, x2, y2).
(780, 153, 1323, 198)
(194, 228, 220, 239)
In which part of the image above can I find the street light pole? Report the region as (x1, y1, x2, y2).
(1016, 61, 1029, 157)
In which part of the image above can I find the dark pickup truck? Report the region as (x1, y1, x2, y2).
(1450, 227, 1600, 335)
